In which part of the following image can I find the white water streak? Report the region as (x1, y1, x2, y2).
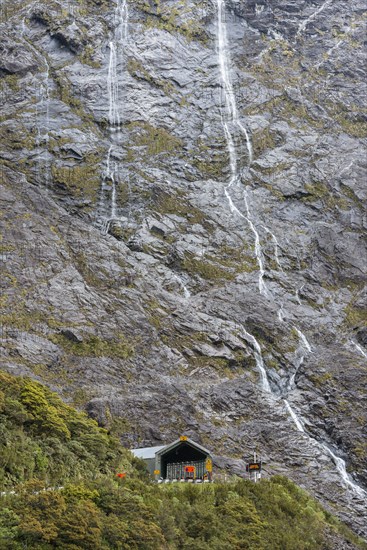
(295, 287, 303, 305)
(108, 42, 119, 128)
(107, 0, 129, 127)
(243, 191, 267, 295)
(287, 329, 311, 391)
(295, 328, 312, 353)
(35, 58, 50, 187)
(283, 402, 366, 496)
(321, 444, 367, 498)
(278, 304, 285, 322)
(174, 274, 191, 299)
(217, 0, 253, 163)
(350, 340, 367, 359)
(217, 0, 270, 295)
(284, 400, 305, 432)
(215, 0, 366, 500)
(261, 225, 283, 270)
(296, 0, 332, 38)
(239, 327, 270, 392)
(101, 0, 129, 226)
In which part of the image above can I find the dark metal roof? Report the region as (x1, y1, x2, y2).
(131, 438, 211, 460)
(155, 438, 211, 457)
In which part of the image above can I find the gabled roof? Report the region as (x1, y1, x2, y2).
(131, 438, 211, 460)
(131, 445, 166, 459)
(155, 438, 211, 457)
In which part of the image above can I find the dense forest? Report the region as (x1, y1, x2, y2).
(0, 371, 365, 549)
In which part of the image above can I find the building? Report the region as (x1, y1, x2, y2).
(131, 436, 213, 481)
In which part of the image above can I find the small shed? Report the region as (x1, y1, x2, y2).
(132, 437, 213, 481)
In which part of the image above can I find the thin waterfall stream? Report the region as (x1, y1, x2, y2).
(216, 0, 269, 297)
(215, 0, 366, 499)
(98, 0, 128, 233)
(34, 58, 51, 188)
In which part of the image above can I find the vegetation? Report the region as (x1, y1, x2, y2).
(126, 121, 182, 161)
(182, 252, 236, 281)
(50, 332, 134, 359)
(0, 371, 365, 549)
(51, 153, 102, 204)
(136, 0, 209, 44)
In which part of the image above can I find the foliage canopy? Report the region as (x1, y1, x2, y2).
(0, 372, 365, 549)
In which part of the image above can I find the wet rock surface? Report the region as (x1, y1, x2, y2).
(1, 0, 366, 538)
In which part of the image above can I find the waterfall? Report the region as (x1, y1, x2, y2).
(321, 444, 366, 498)
(295, 328, 312, 353)
(278, 304, 285, 322)
(107, 41, 120, 129)
(216, 0, 271, 296)
(173, 274, 191, 299)
(238, 326, 271, 392)
(287, 329, 311, 391)
(35, 59, 50, 188)
(296, 0, 332, 38)
(350, 340, 367, 359)
(283, 400, 305, 432)
(284, 400, 366, 498)
(215, 1, 366, 499)
(98, 0, 129, 230)
(261, 225, 283, 271)
(108, 0, 128, 130)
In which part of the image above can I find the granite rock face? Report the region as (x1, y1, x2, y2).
(1, 0, 366, 538)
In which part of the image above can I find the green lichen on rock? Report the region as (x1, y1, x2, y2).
(126, 121, 182, 159)
(191, 138, 229, 179)
(50, 332, 134, 359)
(0, 123, 37, 151)
(135, 0, 209, 44)
(51, 153, 102, 204)
(153, 189, 206, 226)
(343, 303, 367, 328)
(127, 58, 175, 97)
(302, 181, 349, 210)
(182, 252, 236, 281)
(252, 127, 278, 158)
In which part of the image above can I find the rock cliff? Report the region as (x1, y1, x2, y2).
(1, 0, 366, 537)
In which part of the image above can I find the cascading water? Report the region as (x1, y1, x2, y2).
(321, 444, 366, 497)
(35, 58, 51, 188)
(350, 340, 367, 359)
(19, 18, 52, 189)
(261, 225, 283, 271)
(239, 326, 271, 392)
(296, 0, 332, 38)
(215, 0, 366, 499)
(216, 0, 271, 297)
(173, 274, 191, 300)
(283, 400, 305, 432)
(287, 328, 311, 390)
(107, 41, 120, 130)
(98, 0, 128, 232)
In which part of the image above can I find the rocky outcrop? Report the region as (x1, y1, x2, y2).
(1, 0, 366, 538)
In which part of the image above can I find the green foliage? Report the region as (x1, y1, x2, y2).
(0, 372, 130, 489)
(153, 189, 207, 227)
(136, 0, 208, 44)
(126, 121, 182, 159)
(182, 252, 237, 281)
(50, 332, 134, 359)
(0, 123, 36, 151)
(51, 153, 102, 204)
(0, 372, 365, 550)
